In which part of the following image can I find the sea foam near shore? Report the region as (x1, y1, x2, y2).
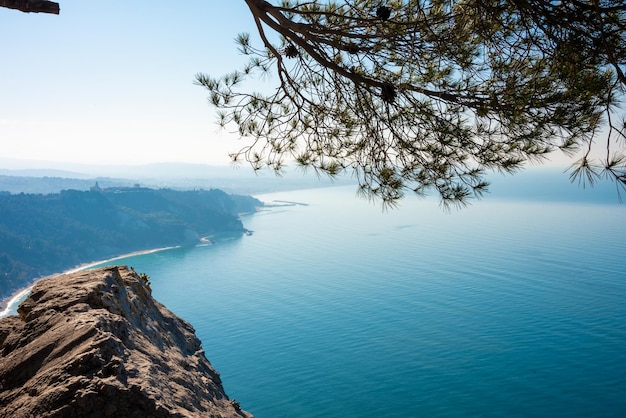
(0, 246, 178, 318)
(0, 287, 32, 318)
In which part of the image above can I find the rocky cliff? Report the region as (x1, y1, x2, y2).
(0, 266, 252, 417)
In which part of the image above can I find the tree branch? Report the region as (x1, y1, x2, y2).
(0, 0, 59, 14)
(247, 0, 487, 108)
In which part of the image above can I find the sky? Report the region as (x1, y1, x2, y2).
(1, 1, 263, 167)
(0, 1, 605, 173)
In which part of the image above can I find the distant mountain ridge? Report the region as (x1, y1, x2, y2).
(0, 158, 620, 203)
(0, 187, 261, 300)
(0, 159, 356, 195)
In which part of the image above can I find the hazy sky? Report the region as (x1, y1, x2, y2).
(0, 1, 595, 172)
(1, 1, 263, 166)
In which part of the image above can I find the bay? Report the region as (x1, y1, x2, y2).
(94, 185, 626, 417)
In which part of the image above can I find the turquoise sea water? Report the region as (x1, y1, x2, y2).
(88, 186, 624, 417)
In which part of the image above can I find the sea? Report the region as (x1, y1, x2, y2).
(3, 182, 626, 417)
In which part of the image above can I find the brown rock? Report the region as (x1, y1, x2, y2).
(0, 266, 252, 418)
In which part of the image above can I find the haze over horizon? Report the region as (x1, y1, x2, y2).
(2, 1, 588, 173)
(1, 1, 261, 167)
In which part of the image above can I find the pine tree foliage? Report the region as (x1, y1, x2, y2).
(195, 0, 626, 207)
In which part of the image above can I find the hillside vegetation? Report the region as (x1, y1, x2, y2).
(0, 187, 261, 299)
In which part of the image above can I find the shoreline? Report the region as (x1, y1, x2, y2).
(0, 246, 179, 318)
(63, 245, 180, 274)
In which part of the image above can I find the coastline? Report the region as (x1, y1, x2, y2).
(63, 246, 180, 274)
(0, 246, 178, 318)
(0, 286, 32, 316)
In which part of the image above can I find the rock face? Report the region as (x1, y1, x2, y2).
(0, 266, 252, 418)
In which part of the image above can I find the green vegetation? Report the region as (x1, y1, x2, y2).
(0, 187, 261, 299)
(198, 0, 626, 207)
(131, 266, 152, 293)
(0, 175, 131, 195)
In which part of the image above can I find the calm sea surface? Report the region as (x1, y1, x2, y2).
(91, 185, 625, 417)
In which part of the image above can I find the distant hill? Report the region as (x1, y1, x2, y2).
(0, 159, 356, 195)
(0, 175, 137, 195)
(0, 187, 262, 300)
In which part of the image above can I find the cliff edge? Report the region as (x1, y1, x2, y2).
(0, 266, 252, 417)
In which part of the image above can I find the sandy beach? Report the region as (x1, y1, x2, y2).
(0, 246, 178, 317)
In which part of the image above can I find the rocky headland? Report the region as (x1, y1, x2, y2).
(0, 266, 252, 417)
